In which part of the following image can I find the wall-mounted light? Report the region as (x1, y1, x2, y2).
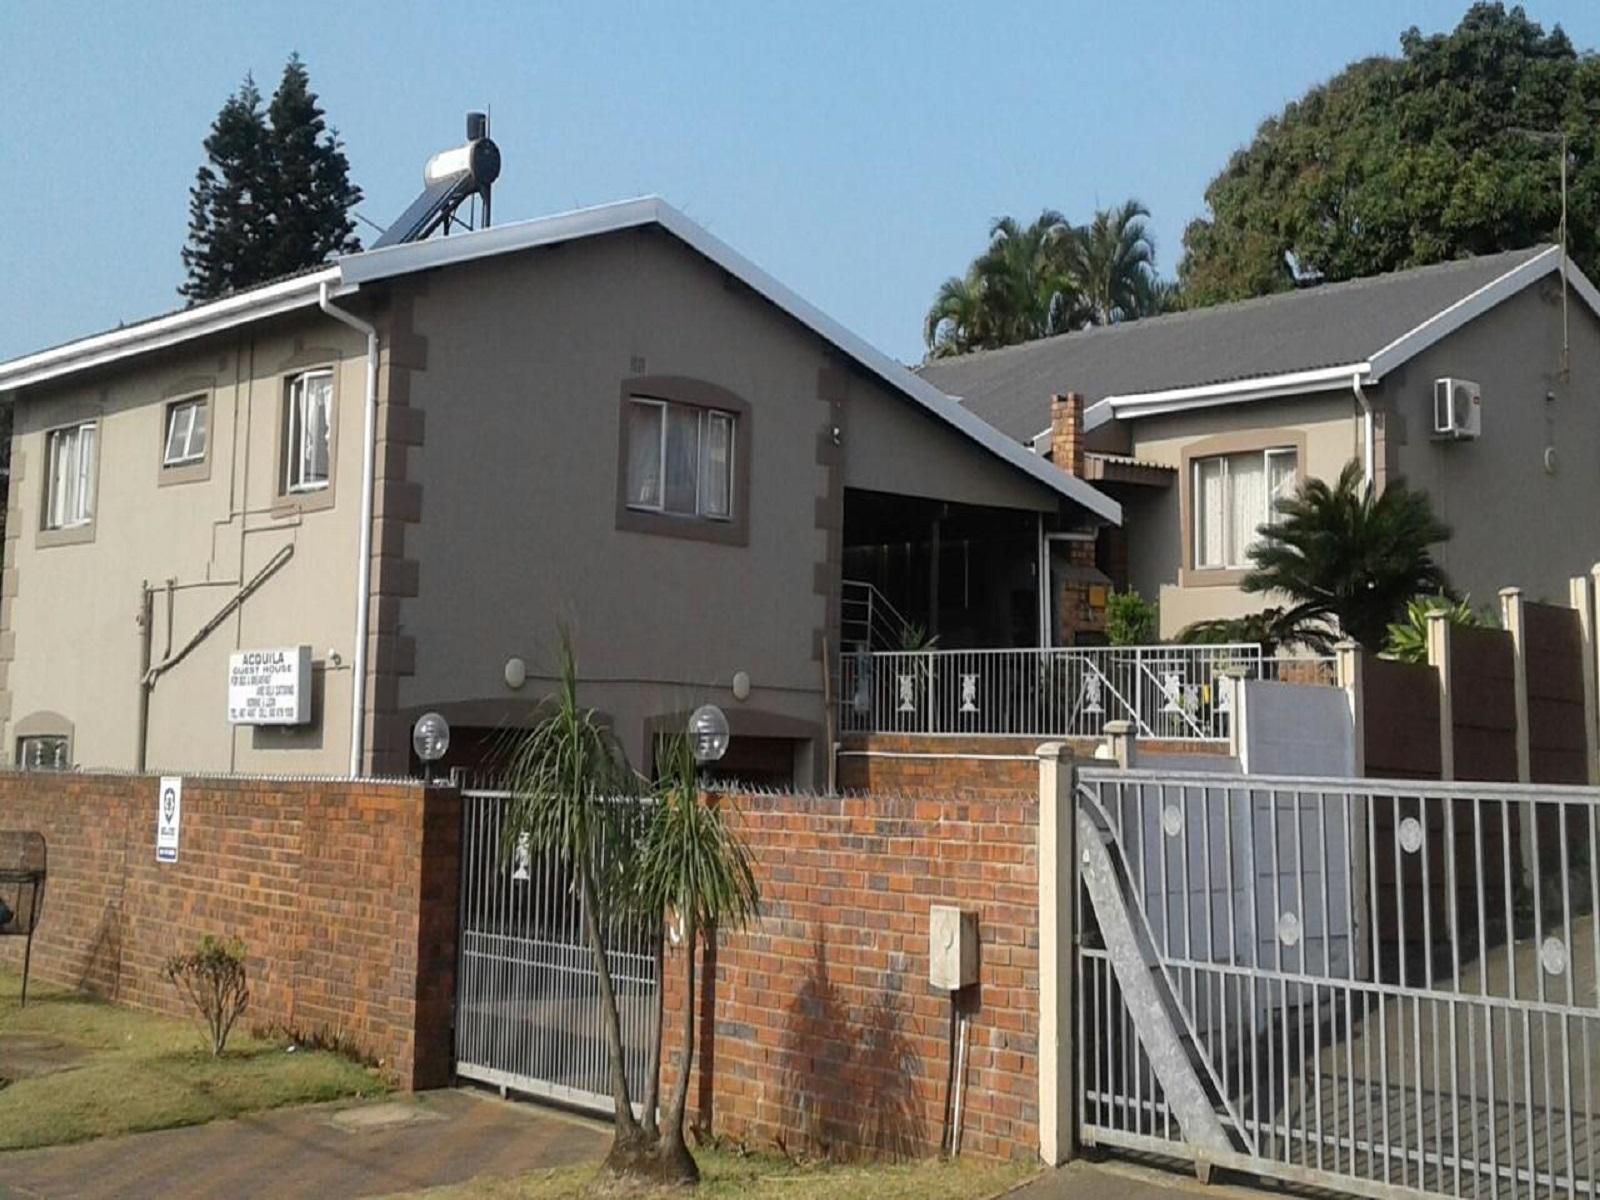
(731, 670, 751, 701)
(504, 656, 527, 690)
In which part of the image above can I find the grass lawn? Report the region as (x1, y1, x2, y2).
(0, 969, 384, 1150)
(389, 1146, 1040, 1200)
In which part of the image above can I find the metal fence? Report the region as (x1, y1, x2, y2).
(1075, 766, 1600, 1200)
(839, 644, 1301, 742)
(455, 787, 657, 1115)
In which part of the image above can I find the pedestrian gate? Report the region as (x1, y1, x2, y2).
(455, 788, 657, 1114)
(1075, 767, 1600, 1200)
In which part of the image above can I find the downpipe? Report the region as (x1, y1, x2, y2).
(1352, 371, 1375, 494)
(319, 281, 379, 777)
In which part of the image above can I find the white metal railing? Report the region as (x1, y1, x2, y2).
(839, 579, 915, 652)
(837, 644, 1334, 742)
(1075, 766, 1600, 1200)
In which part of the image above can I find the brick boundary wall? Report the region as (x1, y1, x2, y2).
(660, 786, 1042, 1163)
(0, 771, 459, 1088)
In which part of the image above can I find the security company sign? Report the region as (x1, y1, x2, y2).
(227, 646, 312, 725)
(156, 777, 182, 863)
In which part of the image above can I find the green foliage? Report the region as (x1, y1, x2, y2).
(181, 55, 362, 302)
(924, 201, 1172, 357)
(1104, 589, 1158, 645)
(1176, 607, 1315, 656)
(1180, 4, 1600, 305)
(897, 621, 939, 652)
(1382, 593, 1494, 663)
(1241, 460, 1453, 651)
(162, 935, 250, 1056)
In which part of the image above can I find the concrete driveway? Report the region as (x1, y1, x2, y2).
(0, 1088, 608, 1200)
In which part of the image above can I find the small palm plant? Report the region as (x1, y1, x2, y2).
(1381, 594, 1494, 663)
(1241, 459, 1452, 650)
(501, 633, 651, 1175)
(634, 735, 761, 1184)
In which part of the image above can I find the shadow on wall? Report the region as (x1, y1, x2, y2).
(777, 929, 923, 1160)
(78, 901, 123, 998)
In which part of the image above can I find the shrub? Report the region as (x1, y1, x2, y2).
(164, 935, 250, 1056)
(1104, 589, 1158, 645)
(1381, 593, 1493, 664)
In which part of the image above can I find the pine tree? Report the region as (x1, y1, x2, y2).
(179, 76, 272, 303)
(264, 54, 362, 279)
(180, 56, 362, 303)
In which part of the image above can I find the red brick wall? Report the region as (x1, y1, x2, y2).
(0, 771, 459, 1088)
(662, 787, 1041, 1163)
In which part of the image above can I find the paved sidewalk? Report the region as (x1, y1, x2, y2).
(0, 1088, 608, 1200)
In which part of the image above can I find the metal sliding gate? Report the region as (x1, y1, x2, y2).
(455, 787, 657, 1114)
(1075, 766, 1600, 1200)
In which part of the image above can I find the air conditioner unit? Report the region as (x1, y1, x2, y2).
(1433, 377, 1482, 440)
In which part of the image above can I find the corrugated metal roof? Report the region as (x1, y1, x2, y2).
(918, 246, 1554, 442)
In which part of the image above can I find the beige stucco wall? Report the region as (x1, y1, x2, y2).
(1120, 393, 1364, 638)
(3, 312, 370, 772)
(391, 228, 1065, 774)
(1389, 282, 1600, 606)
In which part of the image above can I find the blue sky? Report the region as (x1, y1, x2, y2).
(3, 1, 1598, 365)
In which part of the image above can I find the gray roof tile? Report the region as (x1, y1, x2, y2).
(917, 246, 1551, 442)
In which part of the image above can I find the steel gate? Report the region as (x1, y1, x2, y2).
(1075, 767, 1600, 1200)
(455, 787, 657, 1114)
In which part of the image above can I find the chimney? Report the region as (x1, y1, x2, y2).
(1050, 392, 1085, 477)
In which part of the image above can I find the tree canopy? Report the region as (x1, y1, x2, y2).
(181, 55, 362, 303)
(924, 200, 1169, 358)
(1180, 3, 1600, 305)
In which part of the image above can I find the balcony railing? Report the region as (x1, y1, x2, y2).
(837, 644, 1335, 743)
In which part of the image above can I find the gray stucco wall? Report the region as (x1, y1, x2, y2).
(1389, 281, 1600, 606)
(3, 312, 370, 772)
(392, 227, 1065, 774)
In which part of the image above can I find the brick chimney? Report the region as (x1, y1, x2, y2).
(1050, 392, 1085, 477)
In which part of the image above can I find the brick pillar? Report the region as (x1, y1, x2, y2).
(1050, 392, 1085, 476)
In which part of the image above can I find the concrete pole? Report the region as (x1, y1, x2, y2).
(1501, 587, 1532, 784)
(1426, 611, 1454, 782)
(1035, 742, 1076, 1166)
(1335, 640, 1365, 778)
(1570, 573, 1599, 785)
(1102, 719, 1136, 769)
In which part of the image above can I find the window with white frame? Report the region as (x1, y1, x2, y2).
(44, 421, 97, 530)
(1192, 447, 1298, 570)
(16, 735, 68, 771)
(284, 369, 333, 493)
(163, 397, 209, 467)
(625, 398, 735, 520)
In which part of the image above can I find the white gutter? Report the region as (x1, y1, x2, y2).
(317, 281, 380, 777)
(0, 268, 340, 392)
(1352, 372, 1375, 493)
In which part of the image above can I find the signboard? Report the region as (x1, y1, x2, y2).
(227, 646, 312, 725)
(156, 777, 182, 863)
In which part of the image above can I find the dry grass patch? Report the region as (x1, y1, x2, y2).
(0, 970, 383, 1150)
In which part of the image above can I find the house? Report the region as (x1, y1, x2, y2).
(0, 197, 1118, 784)
(920, 245, 1600, 640)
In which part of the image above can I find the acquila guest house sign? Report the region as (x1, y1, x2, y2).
(227, 646, 312, 726)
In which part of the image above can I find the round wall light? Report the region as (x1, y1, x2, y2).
(688, 704, 730, 764)
(412, 711, 451, 765)
(504, 656, 527, 690)
(731, 670, 751, 702)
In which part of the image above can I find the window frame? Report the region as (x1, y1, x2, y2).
(273, 364, 339, 514)
(157, 392, 215, 487)
(162, 397, 208, 467)
(615, 376, 751, 547)
(285, 369, 335, 494)
(1179, 431, 1305, 587)
(16, 735, 69, 772)
(624, 397, 738, 523)
(39, 419, 98, 545)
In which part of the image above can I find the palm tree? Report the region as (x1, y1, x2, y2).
(924, 210, 1084, 355)
(1066, 199, 1161, 324)
(924, 272, 985, 358)
(635, 735, 761, 1184)
(1239, 459, 1453, 650)
(501, 634, 651, 1176)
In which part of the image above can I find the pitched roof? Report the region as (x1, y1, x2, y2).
(918, 245, 1596, 444)
(0, 197, 1118, 524)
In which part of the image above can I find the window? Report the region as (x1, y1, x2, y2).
(44, 421, 96, 530)
(16, 735, 68, 771)
(285, 370, 333, 493)
(625, 398, 736, 520)
(163, 397, 209, 467)
(1193, 447, 1298, 569)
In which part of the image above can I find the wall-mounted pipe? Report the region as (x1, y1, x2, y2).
(318, 282, 379, 777)
(1352, 372, 1375, 493)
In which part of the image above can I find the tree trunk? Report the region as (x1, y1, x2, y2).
(577, 860, 650, 1176)
(640, 922, 665, 1140)
(654, 910, 702, 1184)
